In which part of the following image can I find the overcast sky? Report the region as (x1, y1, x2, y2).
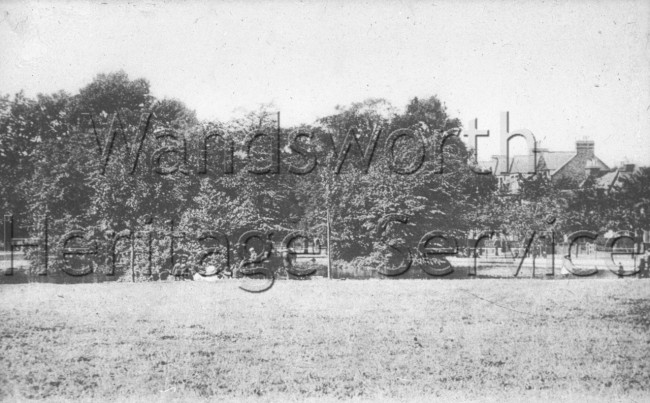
(1, 0, 648, 166)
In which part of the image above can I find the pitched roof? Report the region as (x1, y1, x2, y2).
(582, 165, 639, 191)
(509, 155, 536, 174)
(594, 171, 619, 190)
(477, 150, 610, 177)
(537, 151, 576, 174)
(608, 166, 641, 190)
(478, 153, 568, 175)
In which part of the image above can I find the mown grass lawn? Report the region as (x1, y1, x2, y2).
(1, 279, 649, 402)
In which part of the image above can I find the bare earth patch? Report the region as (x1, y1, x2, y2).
(0, 279, 649, 402)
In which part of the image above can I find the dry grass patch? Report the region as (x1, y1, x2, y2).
(0, 279, 648, 401)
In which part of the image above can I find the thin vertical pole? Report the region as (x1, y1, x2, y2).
(40, 214, 48, 275)
(4, 215, 13, 275)
(550, 230, 555, 277)
(326, 207, 332, 280)
(3, 214, 11, 252)
(130, 238, 135, 282)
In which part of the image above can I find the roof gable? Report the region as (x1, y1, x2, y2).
(594, 171, 618, 189)
(538, 152, 576, 174)
(509, 155, 535, 174)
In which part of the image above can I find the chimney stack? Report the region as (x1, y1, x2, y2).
(576, 140, 595, 158)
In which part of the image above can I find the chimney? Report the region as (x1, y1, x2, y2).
(619, 163, 635, 173)
(576, 139, 595, 158)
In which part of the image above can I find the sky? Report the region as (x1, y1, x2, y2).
(1, 0, 648, 167)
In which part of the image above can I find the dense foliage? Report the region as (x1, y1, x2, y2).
(1, 71, 647, 278)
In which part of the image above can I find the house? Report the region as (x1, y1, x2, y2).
(587, 162, 640, 193)
(477, 139, 611, 193)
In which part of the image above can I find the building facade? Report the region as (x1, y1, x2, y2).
(476, 139, 630, 193)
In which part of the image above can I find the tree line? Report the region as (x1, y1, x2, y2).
(1, 71, 648, 278)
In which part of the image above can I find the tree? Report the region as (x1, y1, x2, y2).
(301, 96, 479, 276)
(0, 90, 82, 236)
(562, 175, 610, 233)
(2, 72, 199, 276)
(616, 167, 650, 231)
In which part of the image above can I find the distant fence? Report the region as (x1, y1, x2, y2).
(2, 213, 648, 283)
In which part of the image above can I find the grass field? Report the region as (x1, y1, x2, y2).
(1, 279, 649, 402)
